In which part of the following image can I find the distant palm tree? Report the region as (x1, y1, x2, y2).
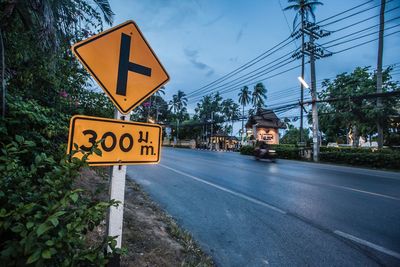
(229, 102, 240, 136)
(252, 83, 267, 110)
(221, 99, 240, 135)
(284, 0, 323, 30)
(153, 86, 165, 122)
(238, 86, 251, 142)
(169, 90, 187, 140)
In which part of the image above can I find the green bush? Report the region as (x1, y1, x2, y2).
(320, 146, 397, 154)
(0, 97, 119, 266)
(240, 145, 254, 155)
(240, 145, 302, 159)
(0, 136, 118, 266)
(270, 145, 302, 160)
(320, 151, 400, 169)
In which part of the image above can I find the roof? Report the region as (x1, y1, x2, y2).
(245, 108, 286, 129)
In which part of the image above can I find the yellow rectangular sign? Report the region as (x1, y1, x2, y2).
(67, 115, 161, 166)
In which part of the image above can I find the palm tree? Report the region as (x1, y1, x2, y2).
(221, 99, 241, 136)
(284, 0, 323, 30)
(238, 86, 251, 143)
(153, 86, 165, 122)
(230, 102, 241, 136)
(169, 90, 187, 140)
(284, 0, 323, 144)
(252, 83, 267, 110)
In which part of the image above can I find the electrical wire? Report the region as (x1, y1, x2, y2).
(319, 0, 394, 27)
(316, 0, 373, 24)
(188, 52, 296, 98)
(186, 36, 294, 97)
(332, 30, 400, 54)
(330, 6, 400, 33)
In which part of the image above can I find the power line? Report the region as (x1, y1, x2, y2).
(322, 17, 400, 46)
(185, 2, 400, 109)
(189, 62, 303, 103)
(188, 52, 296, 99)
(186, 1, 385, 98)
(186, 36, 294, 97)
(332, 30, 400, 54)
(319, 0, 395, 27)
(316, 0, 373, 24)
(323, 24, 400, 48)
(330, 6, 400, 33)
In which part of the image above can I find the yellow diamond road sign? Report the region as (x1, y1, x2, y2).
(72, 20, 169, 114)
(67, 115, 162, 166)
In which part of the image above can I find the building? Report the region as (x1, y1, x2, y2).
(245, 109, 286, 145)
(210, 131, 239, 151)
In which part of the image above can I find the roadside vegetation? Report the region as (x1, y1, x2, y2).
(0, 2, 120, 265)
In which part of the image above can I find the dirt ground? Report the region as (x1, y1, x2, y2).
(77, 168, 214, 267)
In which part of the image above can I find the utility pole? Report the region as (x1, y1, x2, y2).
(309, 34, 320, 162)
(292, 21, 331, 162)
(210, 112, 214, 150)
(376, 0, 386, 149)
(300, 13, 305, 146)
(241, 106, 245, 145)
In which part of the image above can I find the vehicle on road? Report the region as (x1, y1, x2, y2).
(254, 141, 277, 162)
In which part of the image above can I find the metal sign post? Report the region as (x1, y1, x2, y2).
(108, 110, 127, 248)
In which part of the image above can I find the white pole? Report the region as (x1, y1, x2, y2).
(107, 109, 128, 259)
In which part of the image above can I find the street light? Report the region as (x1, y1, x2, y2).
(298, 76, 310, 89)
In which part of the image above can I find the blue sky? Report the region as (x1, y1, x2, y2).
(108, 0, 400, 134)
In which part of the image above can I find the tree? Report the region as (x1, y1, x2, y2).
(251, 82, 267, 109)
(238, 86, 251, 142)
(194, 92, 225, 142)
(315, 67, 399, 146)
(221, 99, 240, 135)
(0, 1, 114, 116)
(169, 90, 188, 139)
(281, 124, 311, 144)
(284, 0, 323, 29)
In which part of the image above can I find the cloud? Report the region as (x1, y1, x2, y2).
(206, 69, 215, 77)
(236, 23, 247, 43)
(236, 28, 244, 43)
(229, 57, 238, 63)
(184, 48, 198, 58)
(203, 14, 224, 26)
(184, 48, 215, 74)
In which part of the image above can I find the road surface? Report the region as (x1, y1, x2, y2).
(127, 147, 400, 266)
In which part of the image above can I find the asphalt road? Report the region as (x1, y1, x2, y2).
(127, 147, 400, 267)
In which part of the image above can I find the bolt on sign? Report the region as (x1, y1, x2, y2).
(72, 20, 169, 114)
(67, 115, 161, 166)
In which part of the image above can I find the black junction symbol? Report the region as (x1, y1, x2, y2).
(116, 33, 152, 96)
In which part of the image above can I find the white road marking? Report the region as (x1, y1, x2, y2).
(159, 164, 286, 214)
(334, 230, 400, 260)
(326, 184, 400, 201)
